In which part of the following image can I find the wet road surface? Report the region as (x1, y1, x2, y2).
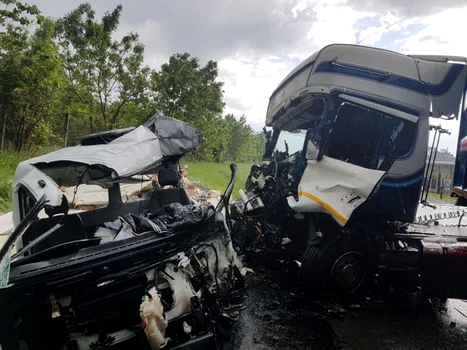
(122, 263, 467, 350)
(221, 266, 337, 350)
(133, 200, 467, 349)
(223, 264, 467, 350)
(330, 297, 467, 350)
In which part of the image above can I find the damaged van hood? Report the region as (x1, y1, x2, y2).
(21, 114, 204, 186)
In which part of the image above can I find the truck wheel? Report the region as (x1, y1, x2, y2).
(301, 239, 367, 295)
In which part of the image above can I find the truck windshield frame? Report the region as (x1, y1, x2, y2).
(273, 129, 308, 156)
(321, 101, 417, 170)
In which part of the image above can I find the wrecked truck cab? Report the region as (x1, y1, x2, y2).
(235, 44, 467, 297)
(245, 44, 467, 225)
(0, 115, 245, 350)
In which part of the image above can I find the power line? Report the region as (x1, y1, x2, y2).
(356, 10, 411, 46)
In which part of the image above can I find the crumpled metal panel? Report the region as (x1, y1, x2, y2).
(144, 113, 204, 157)
(21, 115, 203, 182)
(12, 162, 64, 229)
(26, 126, 161, 179)
(287, 156, 386, 226)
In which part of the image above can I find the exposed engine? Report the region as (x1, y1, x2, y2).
(0, 161, 246, 350)
(0, 229, 244, 350)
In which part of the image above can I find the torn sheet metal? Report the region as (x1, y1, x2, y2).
(287, 156, 386, 226)
(25, 126, 162, 181)
(144, 113, 204, 157)
(410, 57, 467, 118)
(19, 114, 203, 187)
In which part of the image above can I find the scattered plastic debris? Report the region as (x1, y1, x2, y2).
(241, 267, 254, 276)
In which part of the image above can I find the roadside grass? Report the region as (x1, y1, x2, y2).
(426, 191, 457, 203)
(182, 161, 251, 199)
(0, 151, 29, 213)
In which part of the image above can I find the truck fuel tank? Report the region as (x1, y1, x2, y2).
(422, 240, 467, 300)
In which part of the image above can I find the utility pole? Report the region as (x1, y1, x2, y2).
(439, 168, 443, 200)
(64, 113, 70, 147)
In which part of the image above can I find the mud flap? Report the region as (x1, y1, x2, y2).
(287, 156, 386, 226)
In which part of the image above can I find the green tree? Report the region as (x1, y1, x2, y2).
(56, 3, 150, 131)
(224, 114, 249, 162)
(151, 53, 226, 160)
(223, 114, 264, 162)
(250, 132, 266, 162)
(0, 0, 42, 150)
(0, 24, 26, 150)
(0, 0, 40, 26)
(0, 18, 65, 151)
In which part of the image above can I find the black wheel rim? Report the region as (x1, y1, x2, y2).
(330, 251, 366, 294)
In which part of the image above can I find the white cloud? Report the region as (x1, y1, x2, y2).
(219, 55, 296, 130)
(218, 2, 427, 130)
(218, 0, 385, 130)
(400, 6, 467, 57)
(307, 3, 374, 47)
(291, 0, 308, 18)
(357, 26, 384, 46)
(397, 5, 467, 152)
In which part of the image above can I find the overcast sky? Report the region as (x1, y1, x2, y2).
(28, 0, 467, 154)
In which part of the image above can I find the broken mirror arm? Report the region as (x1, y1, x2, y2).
(0, 194, 48, 262)
(216, 163, 238, 232)
(11, 221, 65, 260)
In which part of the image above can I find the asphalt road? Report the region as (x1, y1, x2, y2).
(221, 266, 467, 350)
(221, 267, 337, 350)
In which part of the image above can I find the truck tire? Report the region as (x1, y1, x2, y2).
(301, 238, 368, 295)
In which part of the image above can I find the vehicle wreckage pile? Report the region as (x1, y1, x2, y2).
(0, 115, 246, 350)
(6, 43, 467, 350)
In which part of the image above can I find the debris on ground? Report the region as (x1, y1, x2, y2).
(240, 267, 254, 276)
(221, 268, 337, 350)
(180, 165, 221, 204)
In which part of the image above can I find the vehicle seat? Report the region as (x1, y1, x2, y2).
(149, 168, 192, 213)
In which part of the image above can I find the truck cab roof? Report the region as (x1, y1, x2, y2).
(267, 44, 467, 130)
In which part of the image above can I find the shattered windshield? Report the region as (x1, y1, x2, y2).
(324, 103, 416, 170)
(273, 129, 307, 156)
